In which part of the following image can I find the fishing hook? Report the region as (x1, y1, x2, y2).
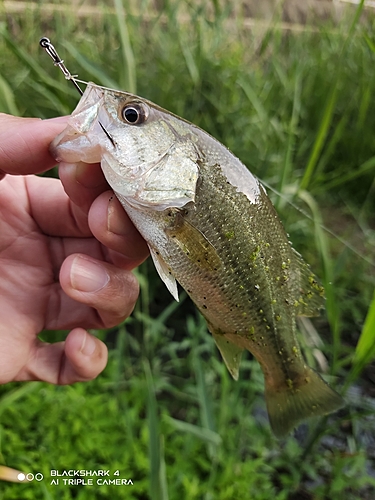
(39, 37, 116, 148)
(39, 37, 83, 95)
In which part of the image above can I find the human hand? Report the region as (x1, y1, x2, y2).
(0, 113, 149, 385)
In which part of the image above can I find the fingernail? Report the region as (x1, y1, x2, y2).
(80, 331, 96, 356)
(71, 256, 109, 292)
(107, 195, 129, 235)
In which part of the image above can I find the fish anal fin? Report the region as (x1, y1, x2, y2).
(211, 330, 244, 381)
(166, 214, 222, 273)
(149, 247, 179, 301)
(265, 366, 345, 438)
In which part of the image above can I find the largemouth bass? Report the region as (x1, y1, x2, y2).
(51, 83, 344, 437)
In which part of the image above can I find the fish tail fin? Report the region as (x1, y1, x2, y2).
(265, 367, 344, 438)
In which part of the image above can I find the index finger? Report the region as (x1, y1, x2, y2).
(0, 113, 68, 177)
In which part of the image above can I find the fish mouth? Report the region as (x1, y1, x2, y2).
(50, 127, 102, 163)
(50, 84, 108, 164)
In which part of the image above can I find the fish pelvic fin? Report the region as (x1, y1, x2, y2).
(149, 247, 179, 301)
(265, 367, 345, 438)
(211, 331, 243, 381)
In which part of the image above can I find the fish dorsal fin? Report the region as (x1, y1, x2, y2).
(166, 213, 222, 273)
(149, 247, 179, 301)
(211, 330, 244, 381)
(290, 249, 325, 317)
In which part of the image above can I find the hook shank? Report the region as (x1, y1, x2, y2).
(39, 37, 83, 95)
(40, 36, 116, 148)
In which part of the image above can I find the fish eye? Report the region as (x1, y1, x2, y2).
(121, 103, 146, 125)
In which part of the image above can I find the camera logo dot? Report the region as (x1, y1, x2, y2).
(17, 472, 44, 482)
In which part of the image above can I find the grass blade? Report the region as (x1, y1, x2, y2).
(0, 383, 40, 417)
(314, 113, 349, 180)
(237, 77, 268, 124)
(164, 415, 222, 446)
(192, 347, 218, 460)
(193, 350, 216, 434)
(349, 289, 375, 383)
(144, 359, 169, 500)
(158, 435, 169, 500)
(63, 42, 119, 89)
(113, 0, 137, 93)
(323, 155, 375, 191)
(179, 37, 200, 85)
(298, 190, 341, 372)
(276, 66, 302, 208)
(299, 83, 338, 191)
(299, 0, 365, 191)
(0, 74, 20, 115)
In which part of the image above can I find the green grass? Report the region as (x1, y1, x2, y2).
(1, 0, 375, 498)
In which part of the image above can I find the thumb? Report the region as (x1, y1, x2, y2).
(15, 328, 108, 384)
(0, 113, 68, 178)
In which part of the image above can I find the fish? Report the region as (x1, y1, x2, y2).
(51, 82, 344, 437)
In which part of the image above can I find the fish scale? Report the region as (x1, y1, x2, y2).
(51, 82, 344, 437)
(175, 164, 300, 370)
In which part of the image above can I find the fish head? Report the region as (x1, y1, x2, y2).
(51, 83, 200, 210)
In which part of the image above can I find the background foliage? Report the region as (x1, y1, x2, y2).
(0, 0, 375, 498)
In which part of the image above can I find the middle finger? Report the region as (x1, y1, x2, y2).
(88, 191, 149, 268)
(59, 161, 109, 213)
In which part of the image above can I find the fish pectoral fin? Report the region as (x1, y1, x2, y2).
(149, 247, 179, 301)
(211, 330, 244, 381)
(265, 367, 345, 438)
(166, 215, 222, 273)
(290, 249, 325, 317)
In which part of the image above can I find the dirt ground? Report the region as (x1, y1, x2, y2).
(237, 0, 373, 25)
(3, 1, 374, 25)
